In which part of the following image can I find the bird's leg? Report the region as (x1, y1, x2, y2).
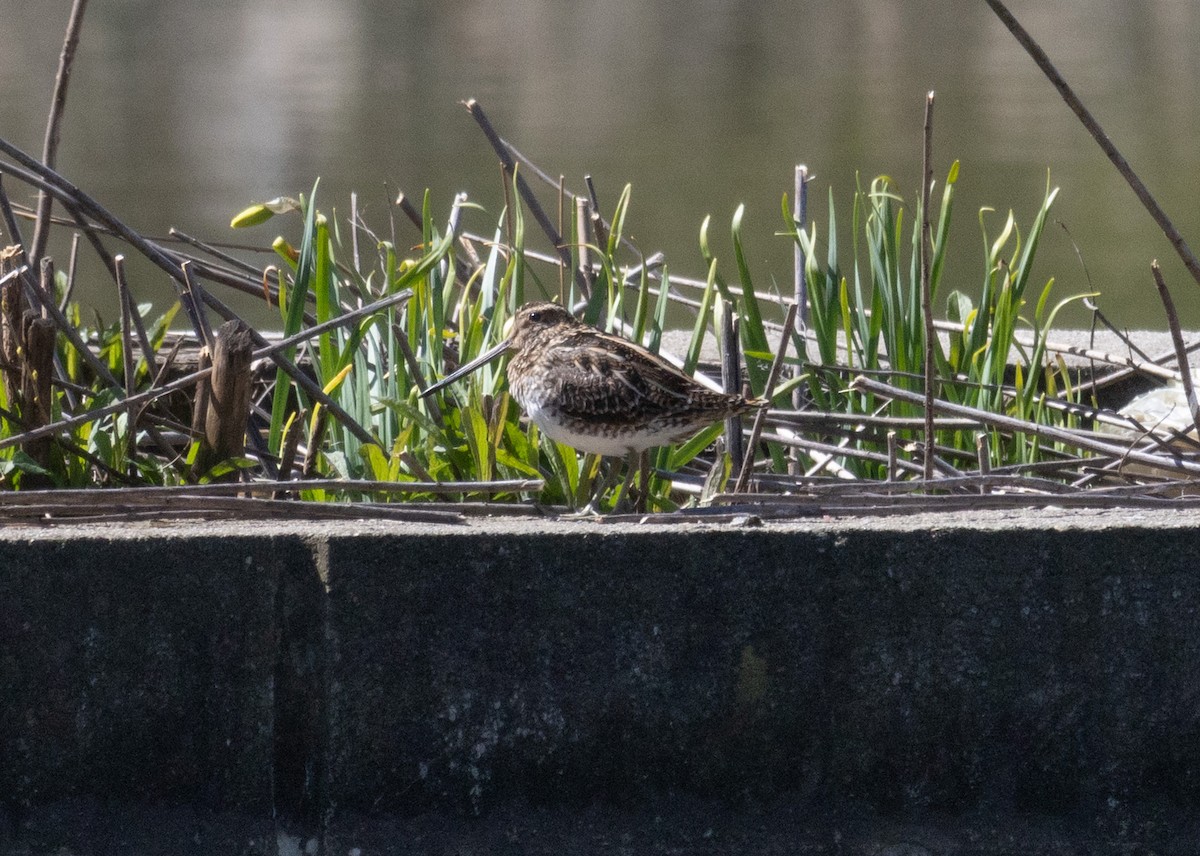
(634, 449, 651, 513)
(613, 449, 641, 514)
(568, 455, 617, 517)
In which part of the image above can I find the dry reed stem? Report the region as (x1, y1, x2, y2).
(29, 0, 87, 269)
(0, 495, 466, 525)
(734, 302, 798, 493)
(0, 287, 411, 454)
(192, 319, 255, 479)
(851, 374, 1200, 478)
(720, 300, 745, 473)
(463, 99, 588, 297)
(0, 479, 545, 504)
(0, 142, 375, 447)
(920, 91, 936, 481)
(0, 247, 25, 402)
(18, 313, 55, 471)
(1150, 260, 1200, 439)
(984, 0, 1200, 290)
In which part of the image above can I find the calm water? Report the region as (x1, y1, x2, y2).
(2, 0, 1199, 329)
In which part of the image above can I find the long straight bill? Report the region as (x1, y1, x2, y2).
(421, 338, 511, 397)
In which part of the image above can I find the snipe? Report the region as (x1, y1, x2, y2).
(423, 301, 763, 508)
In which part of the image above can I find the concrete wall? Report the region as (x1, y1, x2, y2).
(3, 511, 1200, 852)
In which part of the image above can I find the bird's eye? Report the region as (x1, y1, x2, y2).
(528, 310, 543, 323)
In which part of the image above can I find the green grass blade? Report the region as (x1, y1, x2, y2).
(268, 178, 320, 452)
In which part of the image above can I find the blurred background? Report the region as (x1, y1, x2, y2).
(1, 0, 1198, 329)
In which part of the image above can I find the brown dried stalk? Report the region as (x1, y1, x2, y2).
(851, 374, 1200, 479)
(920, 91, 936, 481)
(983, 0, 1200, 290)
(29, 0, 88, 269)
(1150, 260, 1200, 440)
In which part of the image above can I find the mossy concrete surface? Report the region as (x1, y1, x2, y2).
(3, 509, 1200, 854)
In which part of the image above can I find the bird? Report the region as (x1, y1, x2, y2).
(422, 301, 764, 511)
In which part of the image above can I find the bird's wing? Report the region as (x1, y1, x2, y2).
(538, 331, 712, 420)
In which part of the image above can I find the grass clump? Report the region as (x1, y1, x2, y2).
(791, 165, 1091, 479)
(2, 99, 1189, 520)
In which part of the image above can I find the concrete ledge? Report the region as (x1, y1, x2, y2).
(3, 510, 1200, 853)
(0, 534, 313, 811)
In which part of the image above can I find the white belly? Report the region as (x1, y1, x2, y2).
(526, 402, 671, 456)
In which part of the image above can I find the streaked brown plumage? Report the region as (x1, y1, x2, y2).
(423, 301, 762, 457)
